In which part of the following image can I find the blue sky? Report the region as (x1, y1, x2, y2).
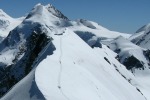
(0, 0, 150, 33)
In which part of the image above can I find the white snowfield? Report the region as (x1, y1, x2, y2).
(0, 3, 150, 100)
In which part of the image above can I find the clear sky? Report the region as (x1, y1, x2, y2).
(0, 0, 150, 33)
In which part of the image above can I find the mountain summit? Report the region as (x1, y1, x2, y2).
(26, 3, 68, 22)
(0, 9, 12, 18)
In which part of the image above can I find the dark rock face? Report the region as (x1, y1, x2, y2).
(123, 55, 144, 70)
(143, 50, 150, 61)
(104, 57, 111, 65)
(143, 50, 150, 67)
(0, 25, 56, 97)
(114, 49, 121, 54)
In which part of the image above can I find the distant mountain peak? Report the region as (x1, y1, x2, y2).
(0, 9, 4, 13)
(136, 23, 150, 33)
(0, 9, 11, 18)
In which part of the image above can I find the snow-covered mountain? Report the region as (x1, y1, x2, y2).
(0, 3, 150, 100)
(69, 19, 131, 42)
(130, 23, 150, 49)
(0, 9, 24, 41)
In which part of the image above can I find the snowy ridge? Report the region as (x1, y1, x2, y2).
(0, 3, 150, 100)
(76, 19, 108, 30)
(68, 19, 131, 42)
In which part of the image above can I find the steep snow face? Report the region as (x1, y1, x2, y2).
(130, 23, 150, 49)
(0, 9, 24, 38)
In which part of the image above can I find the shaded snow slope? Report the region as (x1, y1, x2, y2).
(130, 23, 150, 49)
(1, 69, 45, 100)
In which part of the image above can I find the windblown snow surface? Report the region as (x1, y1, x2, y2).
(0, 3, 150, 100)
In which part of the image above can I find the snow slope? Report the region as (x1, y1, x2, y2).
(0, 3, 150, 100)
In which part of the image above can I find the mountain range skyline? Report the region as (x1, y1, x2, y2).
(0, 0, 150, 33)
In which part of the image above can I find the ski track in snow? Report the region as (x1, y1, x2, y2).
(57, 28, 102, 100)
(88, 79, 101, 99)
(57, 28, 70, 100)
(79, 67, 102, 100)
